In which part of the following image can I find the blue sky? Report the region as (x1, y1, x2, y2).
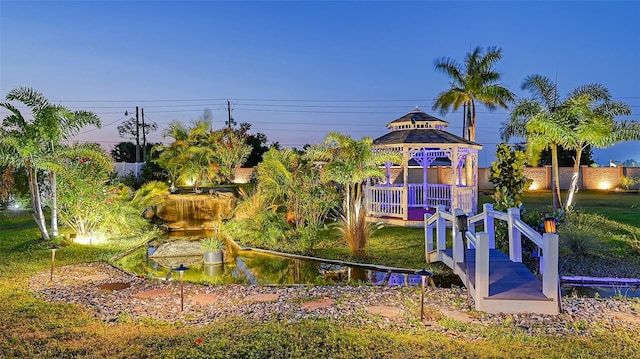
(1, 1, 639, 166)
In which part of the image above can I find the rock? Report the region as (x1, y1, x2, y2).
(150, 241, 203, 258)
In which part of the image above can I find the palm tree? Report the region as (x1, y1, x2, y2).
(501, 76, 638, 211)
(305, 132, 401, 256)
(558, 91, 635, 209)
(0, 87, 100, 239)
(433, 46, 514, 141)
(501, 75, 566, 211)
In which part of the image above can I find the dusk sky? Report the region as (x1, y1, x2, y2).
(1, 1, 638, 167)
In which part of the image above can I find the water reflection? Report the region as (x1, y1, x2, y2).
(116, 243, 460, 287)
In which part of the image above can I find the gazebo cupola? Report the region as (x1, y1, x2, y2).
(386, 106, 449, 131)
(365, 106, 482, 226)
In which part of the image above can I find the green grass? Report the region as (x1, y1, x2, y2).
(2, 202, 640, 358)
(480, 190, 640, 227)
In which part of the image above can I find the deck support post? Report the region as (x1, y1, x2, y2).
(542, 233, 559, 300)
(507, 208, 522, 262)
(483, 203, 495, 249)
(476, 232, 490, 308)
(402, 148, 409, 221)
(436, 205, 446, 252)
(453, 208, 465, 270)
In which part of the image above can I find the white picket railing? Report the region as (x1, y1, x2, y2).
(425, 204, 559, 313)
(366, 186, 404, 218)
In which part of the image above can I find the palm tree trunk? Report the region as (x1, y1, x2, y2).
(551, 144, 562, 212)
(26, 161, 50, 240)
(565, 148, 583, 210)
(49, 172, 59, 237)
(469, 100, 476, 142)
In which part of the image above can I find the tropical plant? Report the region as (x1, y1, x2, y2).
(559, 92, 636, 208)
(209, 127, 252, 183)
(201, 235, 224, 252)
(256, 147, 339, 252)
(305, 132, 401, 256)
(501, 75, 638, 210)
(432, 46, 514, 141)
(56, 146, 114, 239)
(0, 87, 100, 239)
(154, 120, 251, 188)
(488, 143, 532, 210)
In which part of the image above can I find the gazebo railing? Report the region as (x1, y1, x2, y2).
(457, 187, 476, 214)
(366, 183, 453, 218)
(366, 186, 404, 217)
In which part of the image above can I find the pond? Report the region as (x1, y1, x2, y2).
(562, 285, 640, 299)
(114, 240, 462, 287)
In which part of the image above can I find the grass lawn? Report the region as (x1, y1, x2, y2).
(2, 205, 640, 358)
(480, 190, 640, 227)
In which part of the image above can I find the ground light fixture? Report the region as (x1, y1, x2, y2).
(455, 212, 471, 307)
(544, 216, 557, 234)
(49, 245, 60, 281)
(415, 268, 434, 322)
(174, 264, 189, 311)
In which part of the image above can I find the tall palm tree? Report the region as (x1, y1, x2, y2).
(0, 87, 100, 239)
(433, 46, 514, 141)
(305, 132, 401, 255)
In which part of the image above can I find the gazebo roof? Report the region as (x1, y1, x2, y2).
(374, 127, 482, 148)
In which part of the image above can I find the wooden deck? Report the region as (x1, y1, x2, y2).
(445, 249, 550, 301)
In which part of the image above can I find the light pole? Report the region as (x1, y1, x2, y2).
(415, 268, 433, 322)
(174, 264, 189, 311)
(456, 213, 470, 307)
(49, 245, 59, 281)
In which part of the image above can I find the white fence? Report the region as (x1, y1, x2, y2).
(114, 162, 145, 179)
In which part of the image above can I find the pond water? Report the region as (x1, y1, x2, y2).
(114, 241, 462, 287)
(562, 285, 640, 299)
(113, 238, 639, 298)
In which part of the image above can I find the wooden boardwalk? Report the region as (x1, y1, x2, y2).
(426, 204, 560, 314)
(445, 249, 551, 301)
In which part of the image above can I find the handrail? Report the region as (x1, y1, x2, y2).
(465, 231, 477, 248)
(513, 217, 543, 248)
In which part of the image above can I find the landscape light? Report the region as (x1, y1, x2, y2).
(49, 245, 60, 281)
(415, 268, 433, 322)
(174, 264, 189, 311)
(544, 217, 557, 234)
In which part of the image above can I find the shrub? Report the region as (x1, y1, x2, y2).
(489, 143, 532, 211)
(558, 211, 603, 257)
(620, 176, 639, 190)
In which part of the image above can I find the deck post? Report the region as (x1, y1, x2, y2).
(425, 212, 433, 255)
(476, 232, 490, 307)
(453, 208, 465, 267)
(482, 203, 495, 249)
(542, 233, 559, 301)
(507, 208, 522, 262)
(436, 205, 446, 251)
(402, 148, 409, 221)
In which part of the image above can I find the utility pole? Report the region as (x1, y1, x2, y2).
(141, 108, 147, 161)
(227, 99, 232, 129)
(135, 106, 140, 163)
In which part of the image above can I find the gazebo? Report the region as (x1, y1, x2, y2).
(365, 107, 482, 226)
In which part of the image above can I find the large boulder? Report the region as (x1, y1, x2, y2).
(150, 240, 203, 258)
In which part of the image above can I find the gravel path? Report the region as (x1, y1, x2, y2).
(28, 262, 639, 337)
